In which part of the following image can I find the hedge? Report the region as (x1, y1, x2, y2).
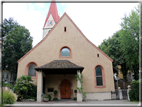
(129, 80, 141, 101)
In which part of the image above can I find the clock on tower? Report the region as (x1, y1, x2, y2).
(48, 20, 53, 26)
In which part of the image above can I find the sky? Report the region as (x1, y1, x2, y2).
(3, 1, 139, 47)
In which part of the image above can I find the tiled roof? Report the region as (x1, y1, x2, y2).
(35, 60, 84, 70)
(43, 0, 59, 28)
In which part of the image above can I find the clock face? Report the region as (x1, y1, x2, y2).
(48, 21, 53, 26)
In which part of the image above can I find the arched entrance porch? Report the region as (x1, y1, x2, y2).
(35, 60, 84, 102)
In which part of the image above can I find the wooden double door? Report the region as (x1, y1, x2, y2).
(60, 79, 71, 98)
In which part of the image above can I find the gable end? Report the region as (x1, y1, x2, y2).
(17, 13, 113, 63)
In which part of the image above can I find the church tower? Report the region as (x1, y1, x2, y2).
(43, 0, 59, 38)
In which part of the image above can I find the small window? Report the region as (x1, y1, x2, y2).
(61, 48, 70, 57)
(97, 54, 99, 57)
(96, 67, 103, 86)
(64, 27, 66, 32)
(48, 88, 54, 92)
(28, 64, 36, 76)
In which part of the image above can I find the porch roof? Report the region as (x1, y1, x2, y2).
(35, 60, 84, 73)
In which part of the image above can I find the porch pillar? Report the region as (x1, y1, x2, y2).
(37, 71, 43, 102)
(77, 70, 82, 102)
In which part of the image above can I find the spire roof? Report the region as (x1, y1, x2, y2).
(43, 0, 59, 28)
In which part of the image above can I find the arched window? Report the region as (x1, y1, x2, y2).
(28, 64, 36, 76)
(96, 67, 103, 86)
(61, 48, 70, 57)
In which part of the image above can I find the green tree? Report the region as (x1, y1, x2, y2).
(119, 5, 139, 80)
(98, 32, 129, 81)
(1, 18, 19, 38)
(98, 39, 109, 55)
(2, 18, 33, 79)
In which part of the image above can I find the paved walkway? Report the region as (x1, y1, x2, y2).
(6, 99, 140, 106)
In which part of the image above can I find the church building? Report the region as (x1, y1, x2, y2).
(17, 0, 115, 102)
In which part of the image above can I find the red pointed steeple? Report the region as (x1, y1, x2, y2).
(43, 0, 59, 28)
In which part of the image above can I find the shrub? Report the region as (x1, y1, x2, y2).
(129, 80, 141, 101)
(44, 95, 49, 98)
(53, 97, 58, 101)
(14, 75, 36, 100)
(31, 97, 36, 101)
(54, 90, 58, 95)
(47, 94, 52, 101)
(74, 90, 77, 93)
(12, 92, 17, 102)
(13, 86, 15, 93)
(2, 82, 13, 89)
(24, 95, 32, 99)
(129, 90, 135, 101)
(16, 92, 23, 101)
(73, 97, 77, 100)
(3, 89, 17, 104)
(28, 84, 37, 99)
